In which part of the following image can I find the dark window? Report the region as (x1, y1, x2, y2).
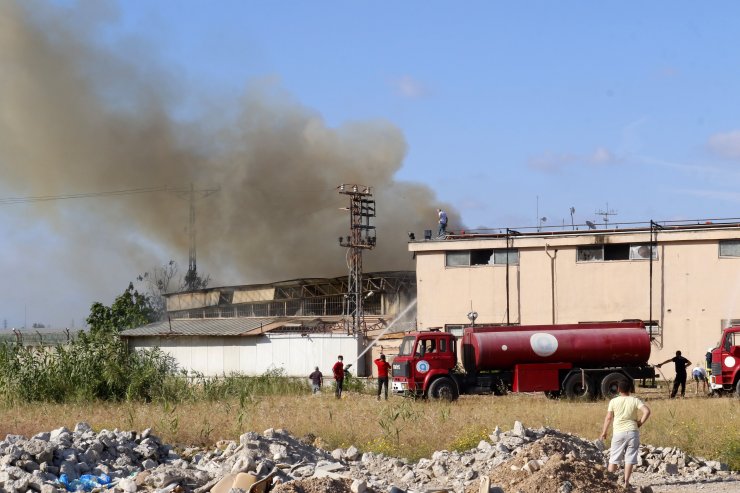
(439, 339, 447, 353)
(604, 244, 630, 261)
(470, 249, 494, 265)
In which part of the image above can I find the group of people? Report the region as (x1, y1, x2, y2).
(655, 349, 713, 397)
(307, 353, 392, 400)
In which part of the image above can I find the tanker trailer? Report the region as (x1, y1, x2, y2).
(391, 322, 656, 400)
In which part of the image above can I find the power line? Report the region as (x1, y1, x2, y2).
(0, 186, 193, 206)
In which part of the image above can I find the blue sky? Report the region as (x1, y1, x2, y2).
(102, 1, 740, 224)
(2, 1, 740, 327)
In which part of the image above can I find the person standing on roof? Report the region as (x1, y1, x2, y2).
(656, 350, 691, 398)
(374, 353, 392, 401)
(333, 355, 345, 399)
(437, 208, 448, 237)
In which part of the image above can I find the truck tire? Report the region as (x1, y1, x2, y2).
(600, 372, 629, 399)
(563, 373, 595, 400)
(735, 379, 740, 399)
(428, 377, 459, 401)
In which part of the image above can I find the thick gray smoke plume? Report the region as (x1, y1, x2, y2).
(0, 1, 461, 289)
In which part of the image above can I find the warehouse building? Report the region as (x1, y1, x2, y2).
(409, 219, 740, 367)
(120, 271, 416, 377)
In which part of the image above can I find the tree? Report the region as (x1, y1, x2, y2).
(138, 260, 180, 320)
(138, 259, 211, 320)
(182, 266, 210, 291)
(86, 283, 156, 335)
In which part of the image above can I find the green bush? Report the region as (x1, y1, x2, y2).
(0, 332, 177, 403)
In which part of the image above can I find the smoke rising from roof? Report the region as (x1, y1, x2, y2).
(0, 1, 460, 290)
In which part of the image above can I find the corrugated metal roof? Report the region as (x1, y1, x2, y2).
(120, 318, 279, 337)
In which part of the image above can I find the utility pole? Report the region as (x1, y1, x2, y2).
(175, 184, 219, 290)
(338, 184, 376, 334)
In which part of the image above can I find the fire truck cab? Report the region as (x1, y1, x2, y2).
(709, 326, 740, 397)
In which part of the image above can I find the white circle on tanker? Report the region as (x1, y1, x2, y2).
(501, 345, 508, 351)
(725, 356, 736, 368)
(530, 333, 558, 357)
(416, 360, 430, 373)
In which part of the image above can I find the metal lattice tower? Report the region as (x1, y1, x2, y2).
(338, 184, 376, 334)
(175, 184, 219, 290)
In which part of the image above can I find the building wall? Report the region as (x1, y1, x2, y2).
(128, 333, 365, 378)
(411, 227, 740, 368)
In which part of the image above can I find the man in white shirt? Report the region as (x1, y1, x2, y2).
(691, 365, 707, 395)
(599, 379, 651, 490)
(436, 208, 448, 237)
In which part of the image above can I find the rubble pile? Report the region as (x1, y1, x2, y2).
(0, 421, 736, 493)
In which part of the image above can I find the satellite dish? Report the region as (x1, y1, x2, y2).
(586, 221, 596, 230)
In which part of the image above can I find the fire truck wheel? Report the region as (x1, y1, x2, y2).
(563, 373, 595, 400)
(600, 372, 629, 399)
(735, 379, 740, 398)
(428, 377, 459, 401)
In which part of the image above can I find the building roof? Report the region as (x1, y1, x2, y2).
(120, 318, 280, 337)
(163, 270, 414, 296)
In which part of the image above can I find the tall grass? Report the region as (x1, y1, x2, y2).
(0, 333, 176, 403)
(0, 391, 737, 470)
(0, 337, 323, 404)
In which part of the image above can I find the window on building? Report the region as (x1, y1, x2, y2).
(577, 246, 603, 262)
(470, 249, 494, 265)
(629, 244, 658, 260)
(445, 251, 469, 267)
(577, 243, 658, 262)
(493, 249, 519, 265)
(719, 240, 740, 257)
(445, 249, 519, 267)
(604, 244, 630, 261)
(445, 324, 464, 337)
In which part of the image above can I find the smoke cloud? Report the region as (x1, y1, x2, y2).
(0, 1, 461, 292)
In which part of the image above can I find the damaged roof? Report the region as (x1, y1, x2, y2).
(120, 318, 279, 337)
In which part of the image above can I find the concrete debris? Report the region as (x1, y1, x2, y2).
(0, 422, 737, 493)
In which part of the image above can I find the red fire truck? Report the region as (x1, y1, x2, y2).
(391, 322, 656, 400)
(709, 326, 740, 397)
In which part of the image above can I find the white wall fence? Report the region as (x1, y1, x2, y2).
(128, 333, 368, 378)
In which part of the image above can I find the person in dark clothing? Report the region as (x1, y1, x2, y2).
(332, 355, 345, 399)
(656, 350, 692, 398)
(309, 366, 323, 394)
(374, 353, 392, 401)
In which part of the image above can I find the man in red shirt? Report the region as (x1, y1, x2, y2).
(332, 355, 345, 399)
(374, 353, 392, 400)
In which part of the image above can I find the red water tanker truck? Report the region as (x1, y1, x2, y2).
(709, 325, 740, 397)
(391, 322, 656, 400)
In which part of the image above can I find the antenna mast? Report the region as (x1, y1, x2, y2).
(595, 203, 618, 228)
(338, 184, 376, 334)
